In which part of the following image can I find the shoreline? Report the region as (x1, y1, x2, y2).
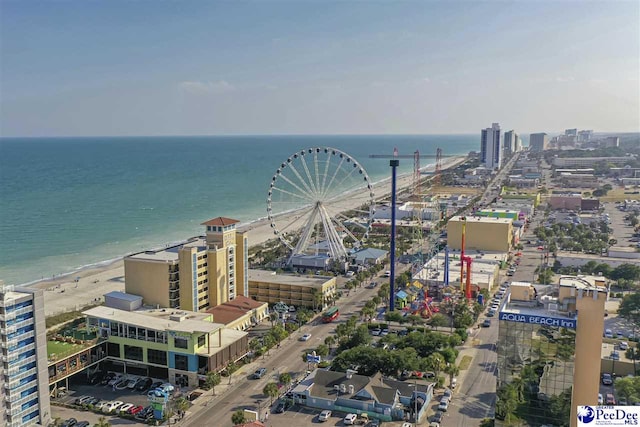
(22, 156, 466, 316)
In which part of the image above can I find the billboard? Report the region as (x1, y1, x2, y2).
(577, 406, 640, 426)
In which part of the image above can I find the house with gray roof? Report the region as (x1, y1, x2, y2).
(290, 369, 433, 422)
(351, 248, 388, 266)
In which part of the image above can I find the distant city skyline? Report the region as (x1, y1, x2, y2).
(1, 1, 638, 137)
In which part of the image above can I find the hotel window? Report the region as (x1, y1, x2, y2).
(198, 335, 206, 347)
(174, 336, 188, 349)
(107, 342, 120, 358)
(147, 349, 167, 366)
(147, 330, 156, 342)
(124, 345, 143, 361)
(157, 332, 166, 344)
(110, 322, 119, 337)
(175, 354, 189, 371)
(128, 325, 136, 338)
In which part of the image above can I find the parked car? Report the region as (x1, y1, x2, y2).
(119, 403, 135, 414)
(482, 319, 491, 328)
(75, 422, 90, 427)
(253, 368, 267, 379)
(610, 351, 620, 361)
(150, 381, 163, 390)
(73, 396, 92, 405)
(126, 378, 138, 389)
(371, 328, 382, 336)
(102, 401, 124, 413)
(604, 329, 614, 339)
(159, 383, 175, 392)
(107, 374, 123, 386)
(136, 378, 153, 391)
(129, 405, 145, 415)
(299, 333, 312, 341)
(443, 389, 453, 400)
(343, 413, 358, 425)
(438, 399, 450, 412)
(602, 373, 613, 385)
(598, 393, 604, 404)
(318, 410, 332, 422)
(606, 393, 616, 405)
(619, 341, 629, 350)
(61, 418, 78, 427)
(431, 411, 444, 423)
(100, 372, 116, 385)
(381, 328, 389, 336)
(274, 400, 291, 413)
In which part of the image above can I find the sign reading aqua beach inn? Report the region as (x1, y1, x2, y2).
(499, 312, 577, 329)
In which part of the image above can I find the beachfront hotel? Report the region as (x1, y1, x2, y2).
(124, 217, 248, 312)
(83, 292, 248, 388)
(247, 269, 337, 309)
(496, 278, 607, 427)
(446, 215, 514, 253)
(0, 284, 51, 427)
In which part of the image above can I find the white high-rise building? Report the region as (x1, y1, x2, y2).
(481, 123, 502, 169)
(0, 284, 51, 427)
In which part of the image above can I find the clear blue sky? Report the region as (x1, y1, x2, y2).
(1, 1, 638, 136)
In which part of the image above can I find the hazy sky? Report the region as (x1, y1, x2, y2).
(1, 1, 638, 137)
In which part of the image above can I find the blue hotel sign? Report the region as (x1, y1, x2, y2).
(499, 312, 577, 329)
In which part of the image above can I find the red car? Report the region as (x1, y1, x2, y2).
(128, 405, 144, 415)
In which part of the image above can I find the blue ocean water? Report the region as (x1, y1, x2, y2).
(0, 135, 478, 285)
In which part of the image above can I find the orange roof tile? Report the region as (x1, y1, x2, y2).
(201, 217, 240, 226)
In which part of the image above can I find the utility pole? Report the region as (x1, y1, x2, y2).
(390, 159, 399, 312)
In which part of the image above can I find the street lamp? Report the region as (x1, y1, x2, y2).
(409, 381, 419, 426)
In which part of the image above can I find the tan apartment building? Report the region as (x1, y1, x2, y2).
(248, 269, 337, 309)
(496, 278, 607, 427)
(124, 217, 248, 312)
(447, 215, 513, 252)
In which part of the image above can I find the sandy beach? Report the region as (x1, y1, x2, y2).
(30, 156, 466, 318)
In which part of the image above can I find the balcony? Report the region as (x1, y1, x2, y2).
(7, 367, 37, 386)
(12, 318, 34, 330)
(2, 325, 17, 335)
(2, 339, 18, 349)
(3, 354, 18, 364)
(11, 355, 36, 368)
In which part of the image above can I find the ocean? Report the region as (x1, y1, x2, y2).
(0, 135, 479, 285)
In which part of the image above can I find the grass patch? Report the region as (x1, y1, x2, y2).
(46, 304, 99, 329)
(459, 355, 473, 370)
(47, 340, 84, 361)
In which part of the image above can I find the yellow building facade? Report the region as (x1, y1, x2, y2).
(124, 217, 248, 312)
(248, 269, 337, 309)
(447, 215, 513, 252)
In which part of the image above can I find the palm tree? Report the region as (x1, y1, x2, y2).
(93, 417, 111, 427)
(231, 409, 246, 425)
(174, 396, 190, 419)
(279, 372, 292, 387)
(205, 371, 221, 395)
(324, 335, 336, 350)
(444, 363, 460, 389)
(263, 382, 279, 406)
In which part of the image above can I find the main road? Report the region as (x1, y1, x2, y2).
(186, 276, 390, 427)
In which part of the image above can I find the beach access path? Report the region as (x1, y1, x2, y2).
(33, 156, 466, 319)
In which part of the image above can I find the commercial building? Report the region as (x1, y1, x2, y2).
(578, 130, 593, 142)
(291, 369, 433, 423)
(0, 285, 51, 427)
(481, 123, 503, 169)
(475, 208, 522, 221)
(447, 215, 513, 252)
(555, 251, 640, 268)
(206, 295, 269, 331)
(552, 156, 633, 168)
(83, 293, 248, 388)
(529, 133, 549, 152)
(350, 248, 388, 266)
(125, 217, 248, 312)
(248, 269, 337, 309)
(496, 279, 607, 427)
(548, 194, 600, 211)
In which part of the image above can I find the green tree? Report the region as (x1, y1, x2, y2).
(263, 382, 279, 406)
(174, 396, 190, 418)
(205, 371, 221, 395)
(619, 293, 640, 327)
(429, 313, 449, 328)
(425, 353, 446, 380)
(263, 334, 276, 354)
(231, 410, 246, 425)
(444, 363, 460, 388)
(270, 325, 288, 344)
(269, 311, 279, 326)
(279, 372, 292, 387)
(385, 311, 404, 324)
(296, 308, 313, 325)
(362, 306, 376, 322)
(613, 264, 640, 282)
(315, 343, 329, 357)
(324, 335, 336, 349)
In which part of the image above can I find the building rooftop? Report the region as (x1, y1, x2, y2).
(449, 215, 513, 225)
(127, 238, 207, 262)
(249, 269, 332, 288)
(104, 291, 142, 303)
(83, 305, 224, 334)
(201, 217, 240, 226)
(206, 296, 268, 325)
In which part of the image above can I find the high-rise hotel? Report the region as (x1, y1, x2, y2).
(124, 217, 248, 312)
(481, 123, 503, 169)
(496, 278, 607, 427)
(0, 284, 51, 427)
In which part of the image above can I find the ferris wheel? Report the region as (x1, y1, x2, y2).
(267, 147, 375, 263)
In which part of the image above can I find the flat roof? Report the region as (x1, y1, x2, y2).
(449, 215, 513, 225)
(127, 238, 208, 262)
(104, 291, 142, 302)
(84, 306, 224, 334)
(248, 269, 333, 288)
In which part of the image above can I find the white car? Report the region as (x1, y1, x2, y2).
(107, 375, 122, 386)
(102, 401, 124, 413)
(604, 329, 614, 339)
(126, 378, 138, 389)
(119, 403, 134, 414)
(318, 410, 332, 422)
(598, 393, 604, 404)
(300, 333, 312, 341)
(343, 413, 357, 425)
(438, 399, 450, 412)
(159, 383, 175, 392)
(620, 341, 629, 350)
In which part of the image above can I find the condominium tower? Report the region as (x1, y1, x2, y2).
(0, 284, 51, 427)
(503, 130, 520, 156)
(481, 123, 502, 169)
(529, 133, 549, 152)
(496, 278, 607, 427)
(125, 217, 248, 312)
